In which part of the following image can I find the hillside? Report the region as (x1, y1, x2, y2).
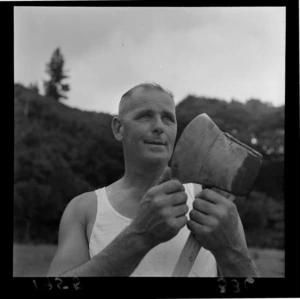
(14, 84, 124, 243)
(14, 84, 284, 248)
(175, 95, 284, 154)
(175, 95, 284, 201)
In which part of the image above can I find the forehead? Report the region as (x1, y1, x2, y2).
(121, 87, 175, 116)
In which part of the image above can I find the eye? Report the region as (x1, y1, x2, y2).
(140, 113, 150, 119)
(163, 115, 175, 123)
(138, 113, 151, 120)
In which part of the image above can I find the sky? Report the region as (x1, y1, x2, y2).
(14, 7, 286, 115)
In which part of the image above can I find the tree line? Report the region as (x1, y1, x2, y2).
(14, 48, 284, 248)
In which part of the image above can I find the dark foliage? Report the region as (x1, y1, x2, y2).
(14, 85, 284, 248)
(43, 48, 70, 102)
(174, 95, 284, 249)
(14, 84, 123, 243)
(175, 95, 284, 200)
(28, 82, 39, 95)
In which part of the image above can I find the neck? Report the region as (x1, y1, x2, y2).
(106, 160, 169, 219)
(121, 161, 168, 197)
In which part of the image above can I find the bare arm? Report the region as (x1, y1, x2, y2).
(60, 227, 151, 277)
(48, 194, 151, 277)
(214, 247, 259, 277)
(48, 168, 189, 277)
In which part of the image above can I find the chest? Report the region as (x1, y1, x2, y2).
(85, 188, 140, 242)
(106, 188, 142, 219)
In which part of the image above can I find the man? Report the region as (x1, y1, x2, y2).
(48, 82, 258, 277)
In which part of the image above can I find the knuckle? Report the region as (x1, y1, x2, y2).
(172, 179, 184, 189)
(182, 215, 188, 224)
(177, 216, 188, 230)
(182, 191, 188, 201)
(167, 218, 176, 228)
(212, 218, 220, 228)
(230, 201, 237, 210)
(189, 209, 197, 220)
(193, 198, 200, 209)
(203, 226, 212, 235)
(152, 197, 163, 209)
(187, 219, 195, 230)
(160, 207, 170, 217)
(225, 201, 236, 213)
(146, 188, 155, 198)
(187, 219, 192, 228)
(201, 189, 210, 197)
(175, 219, 182, 229)
(171, 226, 179, 235)
(183, 204, 189, 214)
(177, 191, 187, 203)
(187, 219, 197, 232)
(217, 207, 227, 219)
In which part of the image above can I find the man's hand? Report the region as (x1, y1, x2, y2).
(187, 188, 248, 260)
(129, 167, 189, 249)
(187, 188, 259, 276)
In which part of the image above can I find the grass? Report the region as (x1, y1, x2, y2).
(249, 247, 285, 277)
(13, 243, 284, 277)
(13, 244, 57, 277)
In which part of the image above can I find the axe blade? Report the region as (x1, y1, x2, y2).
(171, 113, 263, 196)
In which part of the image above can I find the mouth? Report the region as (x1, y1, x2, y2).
(144, 140, 167, 146)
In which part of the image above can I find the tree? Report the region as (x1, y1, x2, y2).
(44, 48, 70, 102)
(28, 82, 39, 94)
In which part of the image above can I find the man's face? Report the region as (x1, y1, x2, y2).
(120, 88, 177, 166)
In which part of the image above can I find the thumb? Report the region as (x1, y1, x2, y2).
(156, 167, 172, 185)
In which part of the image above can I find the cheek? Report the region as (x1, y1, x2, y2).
(167, 126, 177, 146)
(123, 124, 146, 141)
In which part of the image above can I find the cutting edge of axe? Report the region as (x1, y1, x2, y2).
(171, 113, 263, 196)
(170, 113, 263, 277)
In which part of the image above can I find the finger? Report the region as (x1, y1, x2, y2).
(156, 167, 172, 185)
(193, 197, 215, 214)
(160, 179, 185, 194)
(171, 204, 189, 217)
(165, 190, 187, 206)
(187, 219, 204, 233)
(175, 215, 188, 229)
(197, 188, 228, 205)
(189, 209, 216, 226)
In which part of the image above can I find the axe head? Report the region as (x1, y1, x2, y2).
(171, 113, 263, 196)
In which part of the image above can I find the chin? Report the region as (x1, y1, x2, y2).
(143, 152, 170, 166)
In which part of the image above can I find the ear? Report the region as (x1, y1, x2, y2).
(111, 116, 124, 141)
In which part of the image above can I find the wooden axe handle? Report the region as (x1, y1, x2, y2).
(172, 188, 234, 277)
(172, 232, 201, 276)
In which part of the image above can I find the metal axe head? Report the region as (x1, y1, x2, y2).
(171, 113, 263, 196)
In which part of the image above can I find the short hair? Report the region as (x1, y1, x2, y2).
(118, 82, 174, 118)
(121, 82, 174, 101)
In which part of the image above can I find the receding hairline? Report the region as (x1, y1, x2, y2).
(118, 82, 174, 118)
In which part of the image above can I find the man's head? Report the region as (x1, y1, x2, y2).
(112, 82, 177, 168)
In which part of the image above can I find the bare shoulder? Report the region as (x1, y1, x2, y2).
(55, 190, 98, 253)
(48, 191, 97, 276)
(65, 191, 97, 224)
(59, 191, 97, 234)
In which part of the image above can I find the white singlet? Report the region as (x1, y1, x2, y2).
(89, 183, 218, 277)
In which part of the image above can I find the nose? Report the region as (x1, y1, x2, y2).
(152, 115, 164, 134)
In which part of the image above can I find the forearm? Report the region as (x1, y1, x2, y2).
(60, 226, 151, 277)
(214, 247, 259, 277)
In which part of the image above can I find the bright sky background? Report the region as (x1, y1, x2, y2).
(14, 7, 285, 115)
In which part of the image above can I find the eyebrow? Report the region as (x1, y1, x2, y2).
(135, 108, 175, 119)
(162, 110, 176, 120)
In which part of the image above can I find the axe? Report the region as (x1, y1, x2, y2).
(171, 113, 263, 277)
